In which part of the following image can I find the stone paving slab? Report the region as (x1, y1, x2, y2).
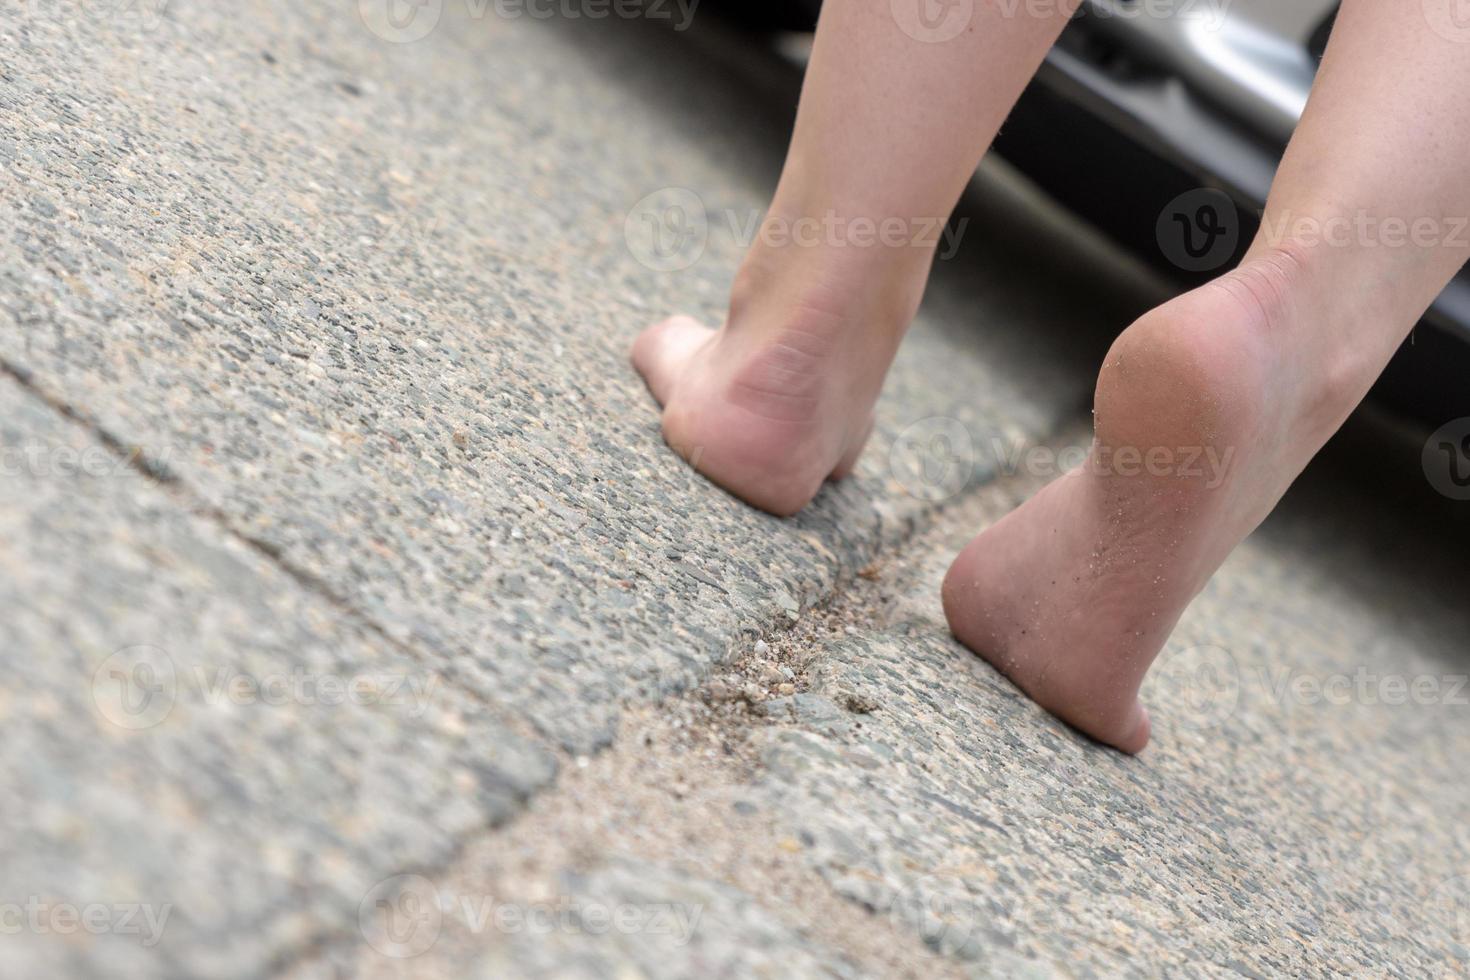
(0, 2, 1163, 755)
(740, 426, 1470, 977)
(0, 375, 555, 979)
(307, 424, 1470, 979)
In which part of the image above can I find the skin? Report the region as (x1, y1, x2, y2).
(633, 0, 1470, 752)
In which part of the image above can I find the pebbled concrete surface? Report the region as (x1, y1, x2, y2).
(7, 1, 1470, 977)
(318, 422, 1470, 979)
(0, 1, 1157, 756)
(0, 374, 554, 979)
(744, 429, 1470, 977)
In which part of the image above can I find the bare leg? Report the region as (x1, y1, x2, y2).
(631, 0, 1079, 515)
(945, 0, 1470, 752)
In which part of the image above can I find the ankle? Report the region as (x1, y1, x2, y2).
(1227, 242, 1381, 433)
(726, 222, 930, 340)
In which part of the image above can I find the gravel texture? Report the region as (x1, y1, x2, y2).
(6, 2, 1468, 977)
(0, 0, 1155, 756)
(0, 375, 554, 979)
(318, 422, 1470, 979)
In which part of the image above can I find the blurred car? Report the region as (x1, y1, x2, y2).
(725, 0, 1470, 428)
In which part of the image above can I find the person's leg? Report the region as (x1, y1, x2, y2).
(632, 0, 1080, 515)
(945, 0, 1470, 752)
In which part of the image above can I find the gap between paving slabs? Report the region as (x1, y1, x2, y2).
(287, 435, 1084, 975)
(0, 334, 1085, 979)
(0, 356, 544, 741)
(318, 410, 1470, 977)
(0, 372, 564, 979)
(298, 431, 1092, 979)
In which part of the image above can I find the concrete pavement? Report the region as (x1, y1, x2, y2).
(3, 1, 1469, 976)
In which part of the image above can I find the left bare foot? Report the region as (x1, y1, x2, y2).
(943, 248, 1373, 752)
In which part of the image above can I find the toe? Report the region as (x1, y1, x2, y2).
(630, 315, 715, 406)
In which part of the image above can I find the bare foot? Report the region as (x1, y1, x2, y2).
(943, 248, 1372, 753)
(631, 257, 917, 516)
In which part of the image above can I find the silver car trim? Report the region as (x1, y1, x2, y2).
(1080, 0, 1336, 142)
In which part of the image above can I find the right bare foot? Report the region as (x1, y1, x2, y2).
(631, 253, 922, 516)
(943, 248, 1383, 753)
